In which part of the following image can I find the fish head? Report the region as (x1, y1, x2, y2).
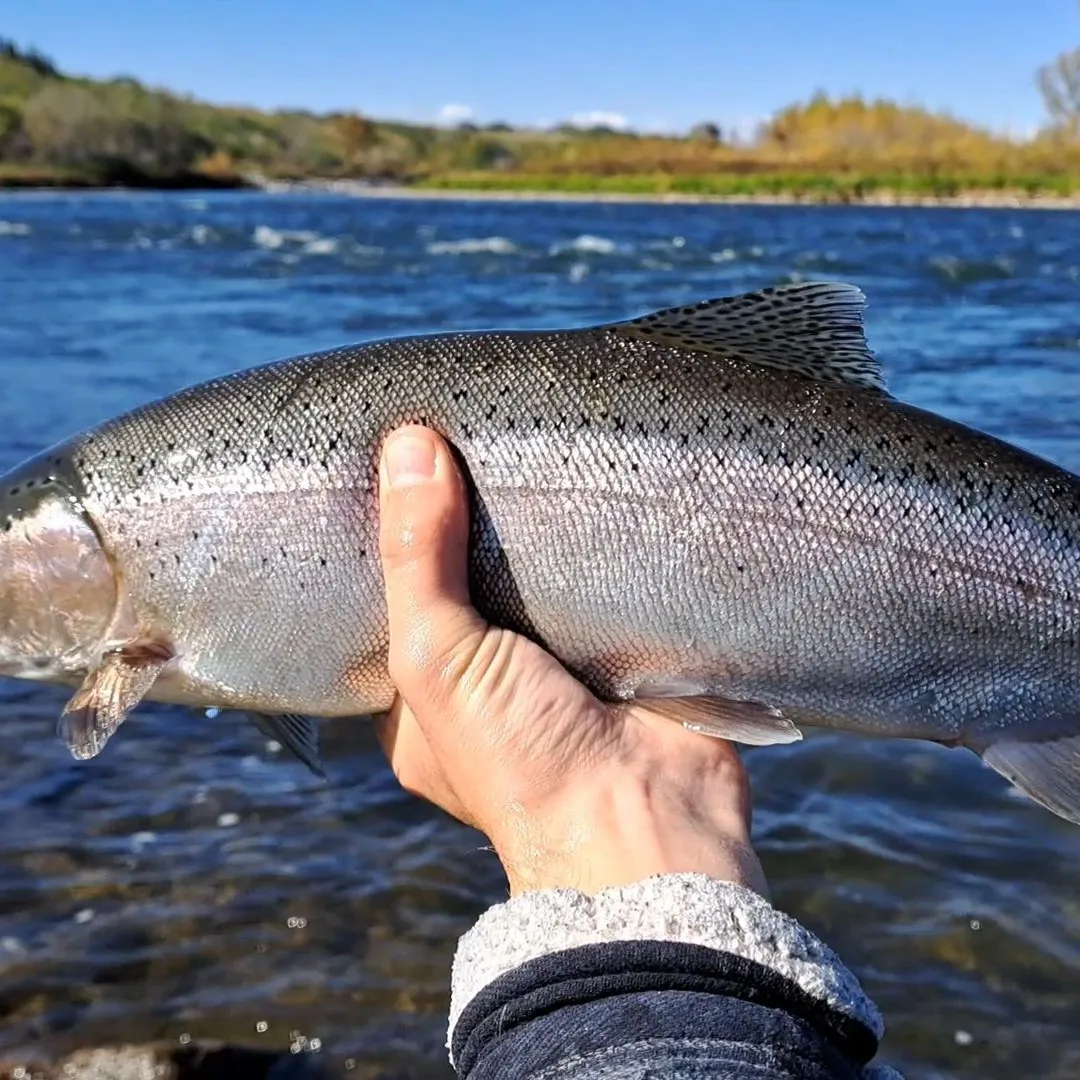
(0, 450, 116, 683)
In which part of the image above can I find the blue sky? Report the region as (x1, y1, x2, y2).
(3, 0, 1078, 136)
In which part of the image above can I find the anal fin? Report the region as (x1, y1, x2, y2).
(246, 711, 326, 779)
(981, 737, 1080, 825)
(59, 637, 173, 760)
(632, 684, 802, 746)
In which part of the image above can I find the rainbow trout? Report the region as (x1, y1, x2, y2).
(1, 282, 1079, 822)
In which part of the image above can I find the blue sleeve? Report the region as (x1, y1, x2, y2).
(453, 941, 889, 1080)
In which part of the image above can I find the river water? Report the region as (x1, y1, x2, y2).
(0, 191, 1078, 1079)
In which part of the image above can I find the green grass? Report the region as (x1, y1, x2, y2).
(417, 171, 1080, 200)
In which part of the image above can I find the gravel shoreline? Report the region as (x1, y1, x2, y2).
(252, 178, 1080, 210)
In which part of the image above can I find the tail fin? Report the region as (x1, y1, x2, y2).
(981, 736, 1080, 825)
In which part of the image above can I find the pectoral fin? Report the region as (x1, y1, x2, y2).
(58, 638, 173, 760)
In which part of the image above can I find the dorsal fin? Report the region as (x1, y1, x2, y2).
(606, 281, 886, 393)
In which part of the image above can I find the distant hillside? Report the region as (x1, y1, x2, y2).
(2, 36, 1080, 198)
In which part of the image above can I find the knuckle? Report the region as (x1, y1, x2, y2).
(387, 608, 483, 704)
(377, 507, 420, 564)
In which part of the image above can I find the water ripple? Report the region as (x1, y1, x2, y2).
(1, 192, 1080, 1077)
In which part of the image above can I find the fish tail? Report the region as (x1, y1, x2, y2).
(981, 736, 1080, 825)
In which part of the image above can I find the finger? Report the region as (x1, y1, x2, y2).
(377, 424, 485, 713)
(373, 699, 472, 823)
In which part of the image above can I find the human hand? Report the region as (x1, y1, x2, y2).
(373, 424, 768, 899)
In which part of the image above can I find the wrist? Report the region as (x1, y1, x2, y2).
(491, 765, 767, 898)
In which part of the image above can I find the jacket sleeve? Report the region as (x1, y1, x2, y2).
(447, 873, 903, 1080)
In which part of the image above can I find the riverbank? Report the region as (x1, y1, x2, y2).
(253, 176, 1080, 210)
(6, 169, 1080, 210)
(0, 165, 248, 191)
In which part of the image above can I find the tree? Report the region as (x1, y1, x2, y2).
(21, 83, 210, 177)
(1039, 47, 1080, 134)
(689, 121, 721, 144)
(334, 112, 376, 161)
(0, 37, 59, 78)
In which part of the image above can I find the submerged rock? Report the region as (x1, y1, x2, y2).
(0, 1043, 343, 1080)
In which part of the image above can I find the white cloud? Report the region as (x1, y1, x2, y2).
(568, 110, 629, 131)
(437, 103, 475, 126)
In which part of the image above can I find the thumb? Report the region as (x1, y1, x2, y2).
(377, 425, 486, 714)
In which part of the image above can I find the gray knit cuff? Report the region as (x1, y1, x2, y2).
(449, 873, 885, 1050)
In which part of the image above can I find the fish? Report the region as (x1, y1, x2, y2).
(1, 281, 1079, 824)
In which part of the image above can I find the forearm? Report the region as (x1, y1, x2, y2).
(449, 875, 902, 1080)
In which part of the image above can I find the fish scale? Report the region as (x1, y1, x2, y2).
(2, 281, 1080, 825)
